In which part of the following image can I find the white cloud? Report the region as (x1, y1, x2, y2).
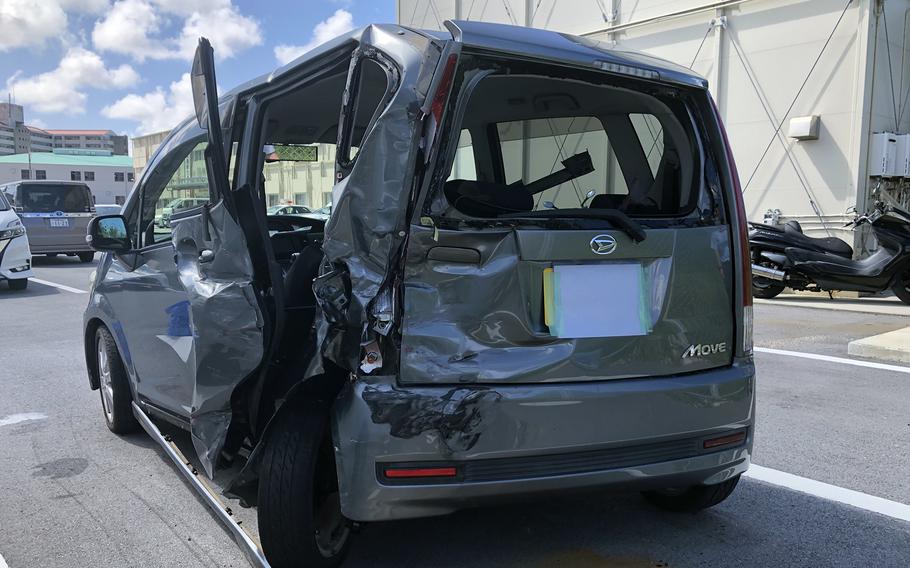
(6, 47, 139, 114)
(102, 73, 195, 134)
(28, 118, 49, 129)
(176, 4, 261, 60)
(93, 0, 261, 61)
(274, 9, 354, 65)
(0, 0, 68, 52)
(91, 0, 173, 61)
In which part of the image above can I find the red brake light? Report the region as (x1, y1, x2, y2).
(384, 467, 457, 479)
(704, 431, 747, 449)
(429, 54, 458, 128)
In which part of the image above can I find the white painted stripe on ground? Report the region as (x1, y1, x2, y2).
(746, 465, 910, 523)
(0, 550, 9, 568)
(0, 413, 47, 427)
(29, 278, 87, 294)
(755, 346, 910, 374)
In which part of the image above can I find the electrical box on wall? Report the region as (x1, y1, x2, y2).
(788, 115, 820, 140)
(870, 132, 898, 177)
(895, 134, 910, 177)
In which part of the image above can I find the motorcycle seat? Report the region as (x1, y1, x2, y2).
(784, 222, 853, 257)
(786, 246, 892, 277)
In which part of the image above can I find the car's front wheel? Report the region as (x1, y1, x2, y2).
(95, 326, 139, 434)
(78, 252, 94, 263)
(7, 278, 27, 290)
(642, 474, 741, 512)
(258, 402, 352, 568)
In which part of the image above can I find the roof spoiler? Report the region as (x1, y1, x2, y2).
(443, 20, 463, 42)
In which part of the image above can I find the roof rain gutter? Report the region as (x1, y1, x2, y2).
(580, 0, 757, 36)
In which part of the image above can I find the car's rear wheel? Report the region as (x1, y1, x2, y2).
(258, 402, 352, 568)
(78, 252, 94, 263)
(642, 475, 741, 512)
(892, 272, 910, 305)
(95, 326, 139, 434)
(7, 278, 27, 290)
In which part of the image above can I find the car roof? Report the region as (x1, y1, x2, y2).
(223, 20, 705, 102)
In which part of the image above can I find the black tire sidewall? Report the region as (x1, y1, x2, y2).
(258, 403, 351, 568)
(7, 278, 27, 290)
(95, 326, 139, 434)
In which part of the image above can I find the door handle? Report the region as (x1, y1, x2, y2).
(427, 246, 481, 264)
(198, 249, 214, 263)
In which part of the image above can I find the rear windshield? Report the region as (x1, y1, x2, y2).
(432, 56, 702, 222)
(19, 184, 94, 213)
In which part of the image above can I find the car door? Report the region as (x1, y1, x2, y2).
(101, 40, 264, 476)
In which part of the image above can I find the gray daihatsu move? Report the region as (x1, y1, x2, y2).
(1, 180, 96, 262)
(83, 20, 754, 568)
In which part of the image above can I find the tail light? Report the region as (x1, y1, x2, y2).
(383, 466, 457, 479)
(711, 97, 753, 355)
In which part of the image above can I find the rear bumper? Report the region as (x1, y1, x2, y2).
(332, 359, 755, 522)
(0, 235, 33, 280)
(30, 242, 93, 253)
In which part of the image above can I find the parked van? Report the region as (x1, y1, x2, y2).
(83, 21, 754, 567)
(1, 180, 95, 262)
(0, 190, 32, 289)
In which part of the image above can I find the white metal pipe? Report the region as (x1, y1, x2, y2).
(580, 0, 757, 36)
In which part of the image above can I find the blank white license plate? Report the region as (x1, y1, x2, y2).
(49, 218, 70, 228)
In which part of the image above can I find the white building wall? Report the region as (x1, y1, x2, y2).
(0, 163, 135, 204)
(400, 0, 910, 245)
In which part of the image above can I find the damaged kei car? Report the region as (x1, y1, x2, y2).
(83, 20, 755, 567)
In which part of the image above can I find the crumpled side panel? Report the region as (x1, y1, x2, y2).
(314, 26, 430, 374)
(171, 202, 264, 476)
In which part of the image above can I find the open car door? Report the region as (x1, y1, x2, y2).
(173, 37, 264, 476)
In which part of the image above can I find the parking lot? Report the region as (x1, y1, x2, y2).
(0, 257, 909, 568)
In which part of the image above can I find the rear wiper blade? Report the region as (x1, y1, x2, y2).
(499, 208, 647, 242)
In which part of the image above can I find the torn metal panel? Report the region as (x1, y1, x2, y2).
(171, 201, 264, 477)
(313, 25, 442, 374)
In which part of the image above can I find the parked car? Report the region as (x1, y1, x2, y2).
(156, 197, 209, 227)
(0, 190, 32, 289)
(0, 180, 95, 262)
(267, 203, 312, 216)
(83, 21, 754, 568)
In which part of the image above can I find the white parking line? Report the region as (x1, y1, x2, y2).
(746, 465, 910, 523)
(754, 346, 910, 374)
(0, 550, 9, 568)
(0, 413, 46, 427)
(29, 278, 87, 294)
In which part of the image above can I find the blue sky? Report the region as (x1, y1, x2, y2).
(0, 0, 395, 136)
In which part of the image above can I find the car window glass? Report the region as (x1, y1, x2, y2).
(139, 138, 211, 246)
(18, 183, 93, 213)
(497, 117, 618, 210)
(447, 129, 476, 181)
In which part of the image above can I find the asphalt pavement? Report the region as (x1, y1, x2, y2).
(1, 257, 908, 567)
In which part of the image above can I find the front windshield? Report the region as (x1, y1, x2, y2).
(20, 183, 93, 213)
(0, 192, 9, 211)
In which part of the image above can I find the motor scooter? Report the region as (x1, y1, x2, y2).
(748, 201, 910, 304)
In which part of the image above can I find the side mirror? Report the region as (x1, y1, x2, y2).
(86, 215, 131, 252)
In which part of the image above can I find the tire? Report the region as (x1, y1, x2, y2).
(892, 273, 910, 305)
(258, 402, 352, 568)
(95, 326, 139, 434)
(78, 252, 94, 263)
(642, 474, 741, 513)
(7, 278, 27, 290)
(752, 279, 785, 299)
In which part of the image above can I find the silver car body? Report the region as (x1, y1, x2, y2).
(84, 20, 754, 523)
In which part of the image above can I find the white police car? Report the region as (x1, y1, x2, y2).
(0, 191, 32, 290)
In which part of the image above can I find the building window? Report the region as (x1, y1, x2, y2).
(84, 171, 95, 181)
(71, 171, 81, 181)
(115, 195, 125, 205)
(114, 172, 124, 182)
(127, 172, 135, 182)
(36, 170, 46, 180)
(20, 169, 30, 180)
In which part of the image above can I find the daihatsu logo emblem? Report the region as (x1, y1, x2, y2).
(590, 234, 617, 255)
